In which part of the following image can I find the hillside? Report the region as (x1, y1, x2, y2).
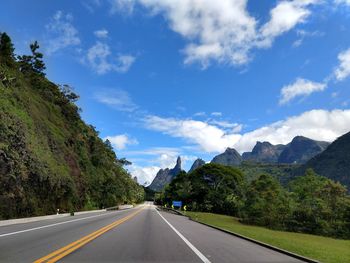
(0, 33, 144, 219)
(149, 156, 182, 191)
(242, 142, 285, 163)
(211, 148, 242, 166)
(300, 131, 350, 189)
(188, 158, 205, 173)
(278, 136, 329, 164)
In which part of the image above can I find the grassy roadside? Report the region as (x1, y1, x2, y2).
(185, 212, 350, 263)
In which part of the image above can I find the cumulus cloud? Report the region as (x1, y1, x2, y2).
(144, 109, 350, 153)
(94, 29, 109, 38)
(111, 0, 319, 67)
(45, 11, 81, 54)
(104, 134, 138, 150)
(144, 115, 241, 153)
(128, 165, 160, 186)
(279, 78, 327, 105)
(95, 89, 138, 112)
(258, 0, 319, 48)
(334, 48, 350, 81)
(85, 42, 135, 74)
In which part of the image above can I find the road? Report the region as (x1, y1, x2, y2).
(0, 203, 303, 262)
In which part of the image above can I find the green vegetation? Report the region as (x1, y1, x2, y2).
(240, 161, 297, 184)
(158, 163, 350, 239)
(186, 212, 350, 263)
(0, 32, 144, 219)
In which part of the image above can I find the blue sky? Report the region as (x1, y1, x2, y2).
(2, 0, 350, 184)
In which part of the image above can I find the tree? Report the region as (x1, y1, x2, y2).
(17, 40, 46, 76)
(242, 174, 290, 228)
(0, 32, 15, 66)
(30, 41, 46, 75)
(60, 84, 79, 103)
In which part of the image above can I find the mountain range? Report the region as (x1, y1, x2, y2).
(149, 135, 332, 191)
(211, 136, 330, 167)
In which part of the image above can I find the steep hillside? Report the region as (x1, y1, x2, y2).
(278, 136, 329, 164)
(0, 33, 144, 219)
(149, 157, 182, 191)
(188, 158, 205, 173)
(242, 142, 285, 163)
(211, 148, 242, 166)
(300, 131, 350, 189)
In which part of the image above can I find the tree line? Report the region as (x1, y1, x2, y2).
(157, 163, 350, 239)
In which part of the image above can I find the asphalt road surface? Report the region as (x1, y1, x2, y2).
(0, 203, 304, 262)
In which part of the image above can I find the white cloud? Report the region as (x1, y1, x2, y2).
(258, 0, 319, 48)
(95, 89, 138, 112)
(104, 134, 138, 150)
(85, 42, 135, 74)
(292, 30, 324, 48)
(334, 48, 350, 81)
(194, 111, 206, 117)
(94, 29, 109, 38)
(211, 112, 222, 116)
(144, 109, 350, 153)
(144, 115, 241, 153)
(45, 11, 81, 54)
(113, 0, 319, 67)
(128, 165, 160, 186)
(279, 78, 326, 105)
(110, 0, 135, 14)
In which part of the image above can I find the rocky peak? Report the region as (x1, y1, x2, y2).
(211, 147, 242, 166)
(189, 158, 205, 173)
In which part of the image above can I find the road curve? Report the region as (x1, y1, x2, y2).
(0, 203, 303, 262)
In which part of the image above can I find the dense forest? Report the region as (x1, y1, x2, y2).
(157, 163, 350, 239)
(0, 32, 144, 219)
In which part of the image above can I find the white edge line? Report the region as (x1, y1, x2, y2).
(155, 209, 211, 263)
(0, 208, 137, 238)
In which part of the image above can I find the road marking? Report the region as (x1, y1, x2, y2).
(155, 209, 211, 263)
(0, 208, 137, 238)
(34, 208, 144, 263)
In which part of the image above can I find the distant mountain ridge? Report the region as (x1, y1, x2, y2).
(278, 136, 329, 164)
(188, 158, 205, 173)
(300, 132, 350, 190)
(149, 156, 182, 191)
(150, 136, 332, 191)
(242, 142, 285, 163)
(211, 148, 242, 166)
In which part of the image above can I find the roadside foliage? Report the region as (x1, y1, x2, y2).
(0, 32, 144, 219)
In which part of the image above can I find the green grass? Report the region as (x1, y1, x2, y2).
(186, 212, 350, 263)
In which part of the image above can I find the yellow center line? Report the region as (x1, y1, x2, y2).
(33, 207, 144, 263)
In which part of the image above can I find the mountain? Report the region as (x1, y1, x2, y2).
(211, 148, 242, 166)
(149, 156, 182, 191)
(0, 33, 144, 219)
(278, 136, 330, 164)
(242, 142, 285, 163)
(300, 131, 350, 189)
(188, 158, 205, 173)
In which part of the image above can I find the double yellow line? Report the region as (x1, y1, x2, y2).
(34, 208, 143, 263)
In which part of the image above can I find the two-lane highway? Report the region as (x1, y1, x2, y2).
(0, 203, 303, 262)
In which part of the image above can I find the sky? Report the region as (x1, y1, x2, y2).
(1, 0, 350, 185)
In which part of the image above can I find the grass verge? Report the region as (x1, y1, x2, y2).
(185, 212, 350, 263)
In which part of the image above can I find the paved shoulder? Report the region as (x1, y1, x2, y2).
(159, 210, 303, 263)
